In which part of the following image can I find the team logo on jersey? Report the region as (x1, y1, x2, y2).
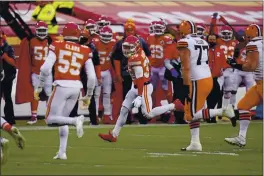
(160, 40, 164, 45)
(217, 52, 220, 57)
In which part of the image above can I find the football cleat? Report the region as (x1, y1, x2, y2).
(27, 116, 37, 125)
(173, 99, 184, 112)
(181, 142, 202, 151)
(53, 152, 67, 160)
(10, 127, 26, 150)
(76, 115, 85, 138)
(224, 135, 246, 148)
(1, 138, 10, 165)
(98, 130, 117, 142)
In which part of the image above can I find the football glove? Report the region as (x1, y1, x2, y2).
(227, 57, 243, 70)
(79, 95, 92, 107)
(132, 96, 142, 108)
(34, 87, 43, 101)
(170, 68, 179, 78)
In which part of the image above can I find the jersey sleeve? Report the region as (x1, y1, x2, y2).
(246, 43, 258, 53)
(176, 39, 189, 49)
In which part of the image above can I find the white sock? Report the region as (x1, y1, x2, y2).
(191, 128, 200, 143)
(239, 120, 250, 138)
(58, 125, 69, 154)
(230, 93, 236, 106)
(46, 116, 76, 126)
(103, 93, 112, 116)
(147, 104, 174, 119)
(223, 92, 231, 108)
(112, 107, 129, 138)
(209, 109, 223, 117)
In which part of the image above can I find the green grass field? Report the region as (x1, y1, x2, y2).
(1, 121, 263, 175)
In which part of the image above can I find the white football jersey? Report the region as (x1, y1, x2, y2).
(177, 34, 211, 81)
(246, 37, 263, 81)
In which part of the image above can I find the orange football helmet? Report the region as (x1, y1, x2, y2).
(124, 22, 136, 36)
(245, 24, 262, 41)
(62, 22, 81, 40)
(178, 20, 196, 38)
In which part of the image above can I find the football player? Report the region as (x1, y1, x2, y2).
(196, 23, 207, 39)
(92, 26, 117, 124)
(34, 22, 96, 159)
(0, 117, 25, 165)
(176, 21, 235, 151)
(1, 21, 53, 125)
(225, 24, 262, 147)
(82, 19, 100, 44)
(98, 35, 184, 142)
(147, 19, 179, 103)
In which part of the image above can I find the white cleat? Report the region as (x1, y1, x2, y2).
(53, 152, 67, 160)
(224, 135, 246, 148)
(181, 142, 202, 151)
(76, 115, 85, 138)
(223, 104, 235, 118)
(1, 138, 10, 165)
(27, 117, 37, 125)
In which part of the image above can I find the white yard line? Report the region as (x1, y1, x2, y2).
(147, 151, 239, 157)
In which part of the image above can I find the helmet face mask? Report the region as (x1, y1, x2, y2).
(35, 21, 48, 40)
(84, 19, 97, 35)
(122, 35, 140, 58)
(152, 21, 166, 35)
(220, 30, 233, 41)
(196, 27, 205, 37)
(99, 26, 113, 43)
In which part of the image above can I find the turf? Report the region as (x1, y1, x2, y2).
(1, 121, 263, 175)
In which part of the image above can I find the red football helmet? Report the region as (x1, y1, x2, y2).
(122, 35, 140, 58)
(84, 19, 97, 35)
(96, 16, 111, 30)
(220, 25, 233, 41)
(99, 26, 113, 43)
(35, 21, 48, 39)
(62, 22, 81, 40)
(196, 23, 206, 38)
(152, 20, 166, 35)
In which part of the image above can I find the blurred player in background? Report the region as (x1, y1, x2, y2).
(92, 26, 117, 124)
(176, 20, 235, 151)
(0, 117, 25, 165)
(34, 22, 96, 159)
(225, 24, 262, 147)
(147, 19, 178, 103)
(98, 35, 184, 142)
(196, 23, 207, 40)
(2, 21, 53, 125)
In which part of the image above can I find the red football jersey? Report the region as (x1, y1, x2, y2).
(93, 38, 116, 71)
(128, 49, 151, 86)
(49, 41, 92, 81)
(217, 39, 238, 68)
(30, 37, 49, 74)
